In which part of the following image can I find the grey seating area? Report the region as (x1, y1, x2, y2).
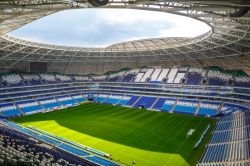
(0, 124, 95, 166)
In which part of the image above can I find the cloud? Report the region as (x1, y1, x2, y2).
(9, 9, 210, 47)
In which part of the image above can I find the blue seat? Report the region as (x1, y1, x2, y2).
(125, 96, 139, 106)
(133, 96, 157, 109)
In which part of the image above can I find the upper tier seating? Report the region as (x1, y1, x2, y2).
(0, 103, 20, 117)
(140, 68, 154, 82)
(22, 73, 42, 85)
(107, 71, 126, 82)
(207, 70, 232, 86)
(173, 67, 188, 84)
(186, 67, 205, 85)
(0, 81, 3, 87)
(121, 69, 139, 82)
(39, 74, 57, 83)
(92, 75, 107, 81)
(157, 69, 169, 82)
(134, 68, 147, 82)
(16, 99, 43, 114)
(166, 68, 178, 83)
(1, 73, 24, 86)
(74, 75, 89, 81)
(149, 68, 162, 83)
(0, 66, 249, 87)
(235, 76, 250, 87)
(56, 74, 72, 82)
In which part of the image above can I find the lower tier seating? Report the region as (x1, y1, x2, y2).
(0, 124, 92, 166)
(103, 95, 122, 104)
(56, 96, 78, 106)
(198, 101, 221, 117)
(116, 96, 131, 105)
(0, 103, 21, 117)
(161, 98, 176, 112)
(0, 121, 119, 166)
(38, 97, 62, 109)
(16, 99, 44, 114)
(199, 110, 250, 165)
(174, 99, 198, 114)
(71, 94, 86, 103)
(152, 98, 166, 110)
(125, 96, 140, 106)
(1, 92, 248, 119)
(133, 96, 157, 109)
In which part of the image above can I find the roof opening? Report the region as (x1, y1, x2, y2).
(9, 8, 211, 48)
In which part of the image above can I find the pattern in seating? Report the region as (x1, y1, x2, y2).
(0, 65, 249, 87)
(16, 99, 43, 114)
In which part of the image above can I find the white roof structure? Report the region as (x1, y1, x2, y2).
(0, 0, 249, 74)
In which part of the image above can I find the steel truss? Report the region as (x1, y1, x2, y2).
(0, 0, 249, 74)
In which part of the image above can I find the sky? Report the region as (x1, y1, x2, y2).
(9, 9, 211, 48)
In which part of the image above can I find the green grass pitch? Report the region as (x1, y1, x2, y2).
(12, 102, 216, 166)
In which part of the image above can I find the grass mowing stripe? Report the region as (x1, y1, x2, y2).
(12, 103, 216, 166)
(165, 118, 203, 165)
